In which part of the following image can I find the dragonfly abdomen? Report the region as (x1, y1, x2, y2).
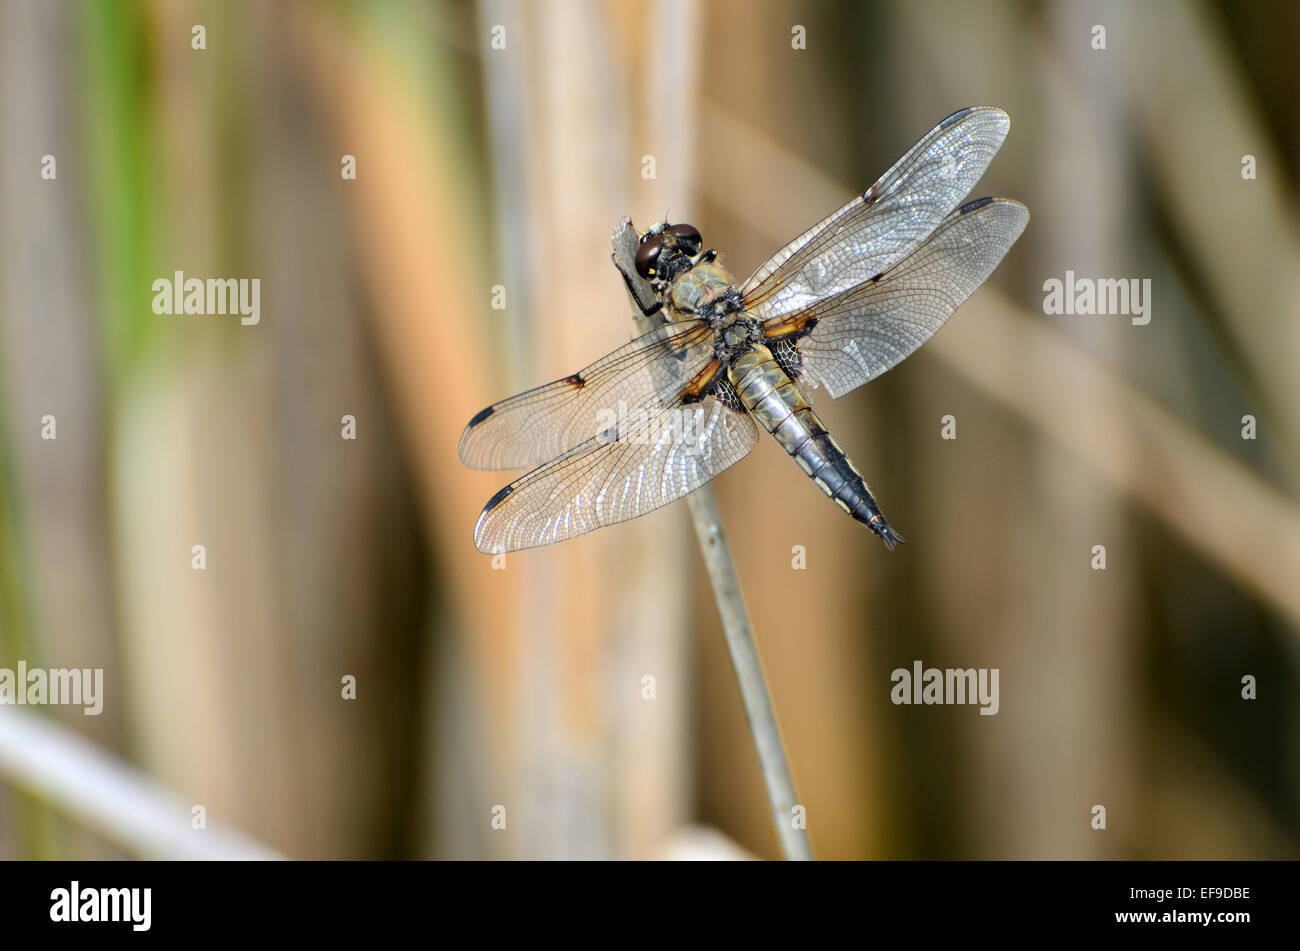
(729, 345, 905, 550)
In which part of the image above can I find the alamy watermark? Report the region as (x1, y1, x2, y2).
(50, 881, 150, 931)
(0, 661, 103, 715)
(593, 399, 740, 457)
(890, 660, 999, 715)
(152, 270, 260, 325)
(1043, 270, 1151, 326)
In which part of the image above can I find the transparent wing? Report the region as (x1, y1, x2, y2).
(771, 197, 1028, 399)
(473, 396, 758, 553)
(459, 319, 716, 470)
(741, 106, 1011, 321)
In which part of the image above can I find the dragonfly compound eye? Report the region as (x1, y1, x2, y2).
(635, 233, 666, 279)
(667, 222, 703, 253)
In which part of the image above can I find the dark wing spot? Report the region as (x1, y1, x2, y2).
(861, 184, 878, 203)
(870, 272, 884, 283)
(938, 106, 974, 129)
(483, 484, 514, 513)
(561, 373, 586, 389)
(468, 405, 495, 427)
(959, 196, 993, 213)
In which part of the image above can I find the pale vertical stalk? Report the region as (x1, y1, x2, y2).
(617, 258, 812, 861)
(478, 0, 555, 861)
(638, 0, 811, 862)
(616, 311, 812, 862)
(684, 493, 815, 861)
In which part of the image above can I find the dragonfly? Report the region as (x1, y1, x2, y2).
(460, 106, 1028, 554)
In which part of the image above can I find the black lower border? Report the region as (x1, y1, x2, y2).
(0, 859, 1282, 938)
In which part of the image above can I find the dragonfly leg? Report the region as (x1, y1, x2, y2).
(611, 253, 664, 319)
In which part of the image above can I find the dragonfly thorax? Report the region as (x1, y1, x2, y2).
(665, 262, 760, 362)
(667, 260, 743, 317)
(717, 313, 760, 351)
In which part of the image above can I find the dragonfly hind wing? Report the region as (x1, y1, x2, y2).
(473, 396, 757, 553)
(778, 196, 1029, 399)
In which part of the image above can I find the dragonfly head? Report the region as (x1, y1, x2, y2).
(635, 221, 704, 285)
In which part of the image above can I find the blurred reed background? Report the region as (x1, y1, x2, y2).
(0, 0, 1297, 860)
